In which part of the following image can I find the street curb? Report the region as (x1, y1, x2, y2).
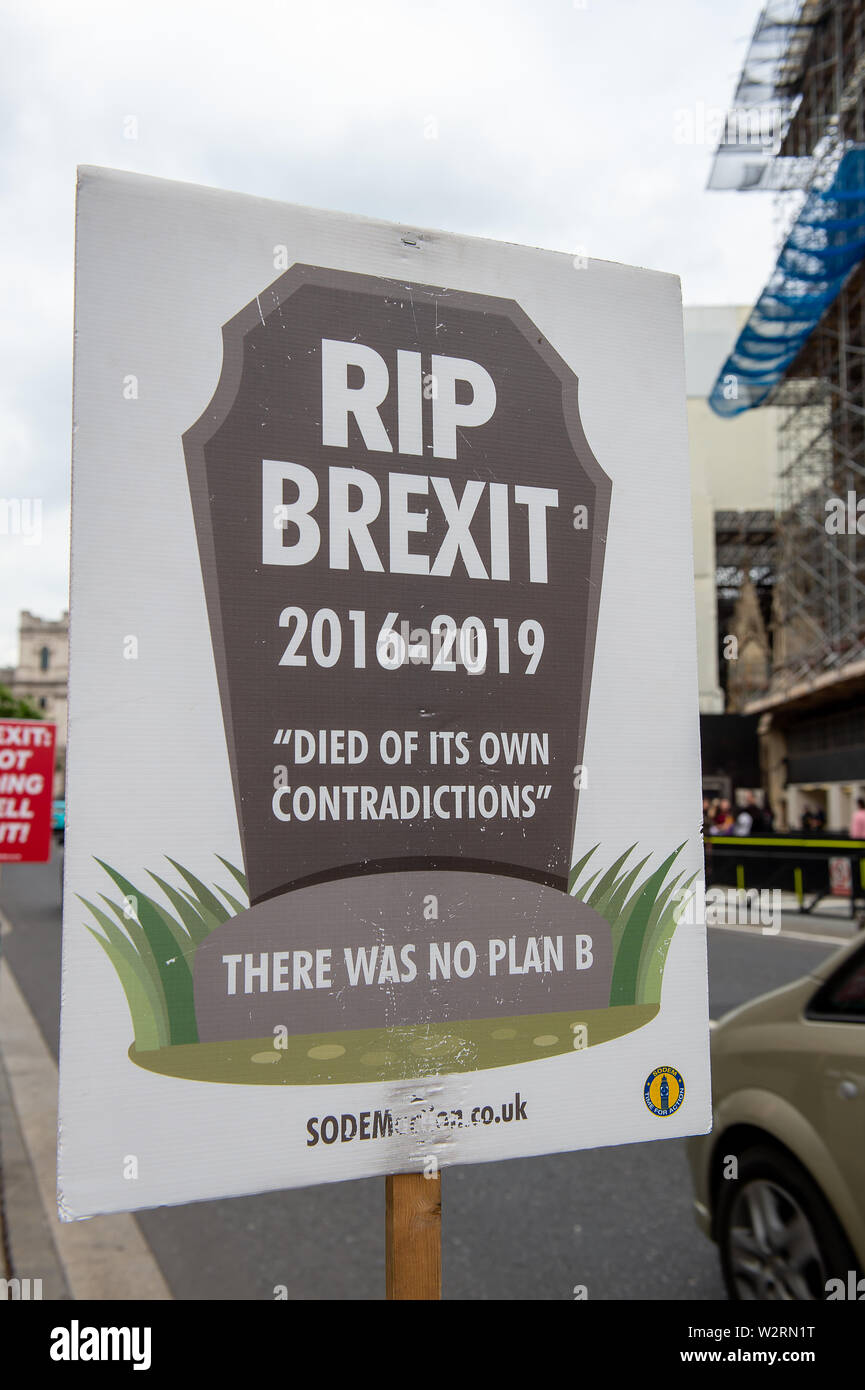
(0, 1041, 70, 1298)
(0, 954, 172, 1300)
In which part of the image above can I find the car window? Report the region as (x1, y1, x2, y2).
(807, 943, 865, 1023)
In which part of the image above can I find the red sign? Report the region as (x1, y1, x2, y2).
(829, 856, 853, 897)
(0, 720, 57, 863)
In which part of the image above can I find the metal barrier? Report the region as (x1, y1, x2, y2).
(706, 834, 865, 920)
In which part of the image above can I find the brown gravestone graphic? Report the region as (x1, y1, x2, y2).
(183, 264, 612, 1041)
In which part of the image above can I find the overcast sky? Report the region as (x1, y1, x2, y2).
(0, 0, 776, 666)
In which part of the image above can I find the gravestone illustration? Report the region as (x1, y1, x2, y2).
(183, 265, 612, 1041)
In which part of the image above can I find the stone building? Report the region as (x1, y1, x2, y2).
(3, 610, 69, 794)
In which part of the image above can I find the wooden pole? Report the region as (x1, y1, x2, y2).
(385, 1171, 442, 1300)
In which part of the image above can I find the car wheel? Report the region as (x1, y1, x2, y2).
(716, 1144, 858, 1300)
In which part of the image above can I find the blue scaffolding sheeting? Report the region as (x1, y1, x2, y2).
(709, 147, 865, 417)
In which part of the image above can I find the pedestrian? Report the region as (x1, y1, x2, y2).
(732, 806, 753, 836)
(850, 798, 865, 840)
(744, 794, 764, 832)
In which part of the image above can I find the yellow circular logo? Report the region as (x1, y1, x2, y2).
(644, 1066, 684, 1117)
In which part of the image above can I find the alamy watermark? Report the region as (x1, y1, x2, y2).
(673, 102, 785, 148)
(1, 1277, 43, 1300)
(674, 885, 781, 935)
(826, 491, 865, 534)
(0, 497, 42, 546)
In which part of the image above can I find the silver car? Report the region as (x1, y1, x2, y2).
(688, 935, 865, 1299)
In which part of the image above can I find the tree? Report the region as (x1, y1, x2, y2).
(0, 684, 43, 719)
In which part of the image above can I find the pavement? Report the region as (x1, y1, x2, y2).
(0, 908, 170, 1301)
(0, 1003, 70, 1299)
(0, 849, 858, 1300)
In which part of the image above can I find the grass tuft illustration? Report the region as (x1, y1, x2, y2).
(569, 843, 696, 1007)
(84, 846, 692, 1059)
(81, 857, 248, 1051)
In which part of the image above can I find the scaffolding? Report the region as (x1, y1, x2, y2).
(710, 0, 865, 695)
(707, 0, 826, 192)
(772, 258, 865, 685)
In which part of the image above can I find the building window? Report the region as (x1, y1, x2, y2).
(40, 646, 50, 672)
(787, 704, 865, 757)
(39, 697, 47, 709)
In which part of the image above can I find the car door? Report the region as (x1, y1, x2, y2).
(803, 942, 865, 1247)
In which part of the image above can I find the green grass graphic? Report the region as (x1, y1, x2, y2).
(84, 844, 693, 1067)
(569, 843, 696, 1007)
(81, 856, 248, 1051)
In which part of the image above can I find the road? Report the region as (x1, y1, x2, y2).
(0, 850, 850, 1300)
